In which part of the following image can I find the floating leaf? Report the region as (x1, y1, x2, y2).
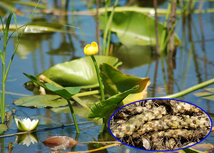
(38, 55, 119, 88)
(43, 136, 79, 150)
(14, 95, 69, 108)
(88, 85, 139, 119)
(194, 88, 214, 101)
(100, 63, 150, 105)
(205, 88, 214, 93)
(100, 11, 181, 46)
(80, 6, 183, 16)
(0, 1, 23, 16)
(0, 124, 7, 134)
(51, 105, 90, 120)
(15, 1, 48, 9)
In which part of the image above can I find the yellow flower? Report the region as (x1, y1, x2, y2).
(84, 42, 98, 55)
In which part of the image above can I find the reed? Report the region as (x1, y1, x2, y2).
(0, 0, 40, 124)
(102, 0, 118, 55)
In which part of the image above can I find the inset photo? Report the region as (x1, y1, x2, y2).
(109, 99, 212, 151)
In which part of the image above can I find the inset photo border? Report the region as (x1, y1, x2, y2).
(109, 98, 212, 151)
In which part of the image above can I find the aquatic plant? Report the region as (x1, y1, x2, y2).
(15, 118, 39, 131)
(83, 42, 105, 101)
(23, 73, 82, 133)
(0, 13, 15, 124)
(0, 0, 41, 125)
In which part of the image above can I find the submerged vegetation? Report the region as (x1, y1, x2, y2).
(0, 0, 214, 152)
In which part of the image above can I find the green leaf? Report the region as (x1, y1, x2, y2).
(100, 71, 118, 95)
(13, 95, 70, 108)
(14, 1, 48, 9)
(87, 85, 139, 119)
(100, 11, 181, 46)
(23, 73, 82, 100)
(45, 83, 82, 100)
(51, 105, 90, 120)
(194, 92, 213, 97)
(23, 73, 46, 88)
(194, 88, 214, 101)
(100, 63, 150, 105)
(181, 148, 205, 153)
(38, 55, 119, 88)
(81, 6, 183, 17)
(0, 1, 23, 16)
(0, 124, 7, 134)
(205, 88, 214, 93)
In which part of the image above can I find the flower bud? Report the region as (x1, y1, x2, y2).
(84, 42, 98, 55)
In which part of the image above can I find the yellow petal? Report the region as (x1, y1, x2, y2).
(84, 42, 98, 55)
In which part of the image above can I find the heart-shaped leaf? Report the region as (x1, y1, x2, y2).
(100, 11, 181, 46)
(43, 136, 78, 150)
(100, 63, 150, 105)
(87, 85, 139, 119)
(38, 55, 120, 88)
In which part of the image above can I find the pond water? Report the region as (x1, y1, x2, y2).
(1, 0, 214, 152)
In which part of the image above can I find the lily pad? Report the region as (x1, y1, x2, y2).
(100, 11, 181, 46)
(51, 105, 90, 120)
(14, 95, 70, 108)
(38, 55, 119, 88)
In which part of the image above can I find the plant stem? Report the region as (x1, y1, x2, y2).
(90, 55, 105, 101)
(67, 99, 80, 133)
(153, 0, 160, 55)
(100, 118, 107, 133)
(159, 78, 214, 99)
(90, 55, 106, 133)
(160, 2, 171, 51)
(161, 1, 190, 51)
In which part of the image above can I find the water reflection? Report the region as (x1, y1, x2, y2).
(113, 44, 157, 69)
(15, 133, 38, 147)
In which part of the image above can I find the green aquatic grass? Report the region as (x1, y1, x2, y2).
(0, 0, 41, 124)
(0, 13, 18, 124)
(102, 0, 118, 55)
